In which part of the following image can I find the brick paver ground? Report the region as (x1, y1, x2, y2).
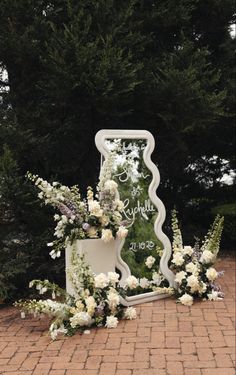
(0, 257, 235, 375)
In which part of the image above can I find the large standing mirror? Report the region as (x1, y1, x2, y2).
(95, 129, 175, 305)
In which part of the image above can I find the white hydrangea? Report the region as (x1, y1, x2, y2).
(145, 255, 156, 269)
(179, 293, 193, 306)
(200, 250, 215, 264)
(124, 307, 137, 320)
(125, 275, 139, 289)
(101, 229, 114, 243)
(116, 226, 128, 239)
(105, 315, 118, 328)
(94, 273, 109, 289)
(171, 252, 185, 266)
(185, 262, 199, 275)
(175, 271, 187, 284)
(206, 267, 218, 282)
(187, 275, 200, 292)
(70, 312, 92, 328)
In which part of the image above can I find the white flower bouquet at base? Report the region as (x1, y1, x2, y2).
(15, 249, 137, 340)
(170, 210, 224, 306)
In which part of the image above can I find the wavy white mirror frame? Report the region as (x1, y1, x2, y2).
(95, 129, 175, 306)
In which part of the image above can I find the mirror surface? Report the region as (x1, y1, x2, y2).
(95, 129, 175, 304)
(105, 138, 163, 284)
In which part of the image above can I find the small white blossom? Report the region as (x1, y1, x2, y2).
(105, 315, 118, 328)
(200, 250, 215, 264)
(114, 199, 124, 211)
(152, 272, 163, 285)
(104, 180, 118, 193)
(116, 226, 128, 239)
(206, 267, 218, 282)
(107, 290, 120, 310)
(124, 307, 137, 320)
(172, 252, 185, 266)
(101, 229, 114, 243)
(107, 272, 120, 286)
(145, 256, 156, 269)
(183, 246, 194, 256)
(88, 200, 103, 217)
(207, 291, 222, 301)
(179, 293, 193, 306)
(187, 275, 200, 292)
(70, 312, 92, 328)
(175, 271, 187, 284)
(139, 277, 150, 289)
(185, 262, 199, 275)
(94, 273, 109, 289)
(125, 275, 139, 289)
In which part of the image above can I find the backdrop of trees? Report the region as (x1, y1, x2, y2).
(0, 0, 235, 300)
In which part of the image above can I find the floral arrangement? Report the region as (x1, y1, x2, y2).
(141, 211, 224, 306)
(27, 152, 128, 259)
(15, 248, 137, 340)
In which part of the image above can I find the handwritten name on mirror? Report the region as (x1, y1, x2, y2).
(106, 139, 163, 278)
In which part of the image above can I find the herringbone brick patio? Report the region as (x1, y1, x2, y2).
(0, 257, 235, 375)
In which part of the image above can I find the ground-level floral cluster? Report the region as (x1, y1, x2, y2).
(15, 249, 137, 340)
(141, 211, 224, 306)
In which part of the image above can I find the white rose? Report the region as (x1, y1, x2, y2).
(116, 226, 128, 239)
(94, 273, 109, 289)
(183, 246, 194, 256)
(125, 275, 139, 289)
(175, 271, 187, 284)
(206, 267, 218, 282)
(139, 277, 150, 289)
(104, 180, 118, 193)
(107, 290, 120, 310)
(187, 275, 200, 292)
(70, 312, 92, 328)
(186, 262, 199, 275)
(108, 272, 120, 286)
(172, 252, 185, 266)
(200, 250, 215, 264)
(179, 293, 194, 306)
(105, 315, 118, 328)
(124, 307, 137, 320)
(145, 255, 156, 269)
(101, 229, 114, 243)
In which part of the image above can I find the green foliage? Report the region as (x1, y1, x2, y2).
(212, 203, 236, 244)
